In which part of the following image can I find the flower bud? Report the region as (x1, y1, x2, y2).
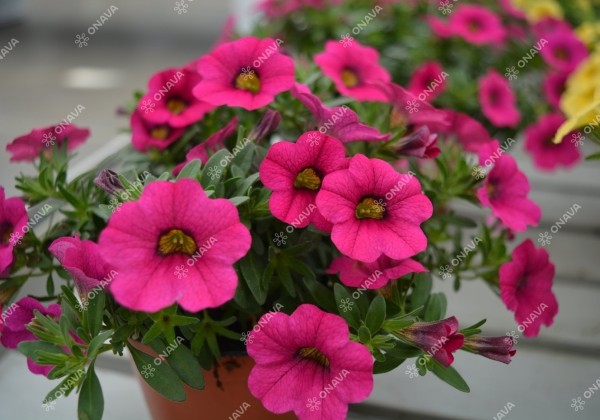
(94, 169, 124, 196)
(462, 335, 516, 364)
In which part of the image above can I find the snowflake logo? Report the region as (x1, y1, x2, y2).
(74, 33, 89, 48)
(75, 300, 89, 312)
(240, 331, 254, 345)
(307, 132, 322, 147)
(273, 232, 287, 246)
(174, 0, 189, 14)
(338, 298, 354, 312)
(537, 231, 552, 246)
(9, 232, 22, 247)
(206, 166, 222, 180)
(42, 399, 56, 412)
(174, 265, 188, 279)
(405, 364, 419, 379)
(471, 165, 486, 180)
(504, 66, 519, 81)
(438, 265, 453, 280)
(405, 100, 420, 114)
(374, 198, 387, 212)
(571, 132, 585, 147)
(505, 331, 519, 345)
(306, 397, 321, 411)
(42, 133, 56, 147)
(141, 99, 155, 114)
(141, 364, 156, 379)
(438, 0, 453, 15)
(240, 66, 255, 80)
(571, 397, 585, 411)
(340, 34, 354, 48)
(108, 198, 122, 213)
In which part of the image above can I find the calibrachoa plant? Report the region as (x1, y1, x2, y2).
(3, 0, 598, 419)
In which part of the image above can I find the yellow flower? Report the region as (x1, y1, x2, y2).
(554, 100, 600, 143)
(512, 0, 563, 22)
(576, 22, 600, 50)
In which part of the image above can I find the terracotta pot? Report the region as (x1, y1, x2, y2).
(130, 340, 296, 420)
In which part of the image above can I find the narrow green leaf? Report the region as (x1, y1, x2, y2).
(78, 363, 104, 420)
(176, 159, 202, 180)
(429, 360, 470, 393)
(333, 284, 360, 329)
(239, 252, 267, 305)
(365, 296, 386, 334)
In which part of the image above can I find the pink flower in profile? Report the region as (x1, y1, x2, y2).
(316, 154, 433, 263)
(540, 30, 588, 73)
(49, 236, 116, 299)
(524, 113, 581, 171)
(477, 150, 541, 232)
(259, 131, 347, 232)
(327, 255, 427, 289)
(247, 304, 373, 419)
(6, 124, 90, 162)
(499, 239, 559, 337)
(315, 40, 391, 101)
(543, 72, 568, 108)
(131, 110, 185, 152)
(428, 5, 506, 45)
(407, 61, 447, 102)
(392, 126, 440, 159)
(193, 37, 295, 111)
(462, 336, 516, 364)
(0, 297, 61, 376)
(172, 117, 239, 175)
(291, 83, 390, 143)
(396, 317, 464, 367)
(436, 111, 495, 153)
(0, 187, 28, 274)
(139, 67, 214, 128)
(478, 70, 520, 128)
(98, 179, 251, 312)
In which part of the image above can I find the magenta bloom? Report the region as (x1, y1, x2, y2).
(499, 0, 526, 19)
(327, 255, 427, 289)
(193, 37, 295, 111)
(140, 67, 214, 128)
(0, 297, 61, 376)
(392, 126, 440, 159)
(315, 40, 391, 102)
(316, 154, 433, 263)
(172, 117, 239, 175)
(291, 83, 389, 143)
(499, 239, 559, 337)
(477, 153, 541, 232)
(49, 236, 116, 299)
(0, 187, 28, 274)
(462, 336, 516, 364)
(6, 124, 89, 162)
(131, 110, 185, 152)
(437, 111, 495, 153)
(397, 317, 464, 367)
(258, 0, 342, 18)
(524, 113, 581, 171)
(407, 61, 447, 102)
(478, 70, 520, 128)
(247, 304, 373, 419)
(543, 72, 568, 108)
(428, 5, 506, 45)
(540, 30, 587, 73)
(259, 131, 347, 232)
(97, 179, 251, 312)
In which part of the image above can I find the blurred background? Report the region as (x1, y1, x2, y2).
(0, 1, 599, 419)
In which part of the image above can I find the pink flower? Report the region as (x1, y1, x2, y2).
(315, 40, 391, 102)
(291, 83, 390, 143)
(258, 0, 342, 18)
(316, 154, 433, 263)
(499, 0, 526, 19)
(462, 336, 516, 364)
(543, 72, 568, 108)
(477, 151, 541, 232)
(131, 110, 185, 152)
(172, 117, 239, 175)
(407, 61, 447, 102)
(392, 126, 440, 159)
(193, 37, 295, 111)
(428, 5, 506, 46)
(540, 30, 588, 73)
(97, 179, 251, 312)
(6, 124, 90, 162)
(259, 131, 347, 232)
(0, 187, 28, 274)
(524, 113, 581, 171)
(478, 70, 520, 128)
(499, 239, 558, 337)
(247, 304, 373, 419)
(49, 236, 116, 299)
(396, 317, 464, 367)
(436, 111, 495, 153)
(139, 67, 214, 128)
(327, 255, 427, 289)
(533, 18, 573, 38)
(0, 297, 61, 376)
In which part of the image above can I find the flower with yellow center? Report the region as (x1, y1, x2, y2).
(294, 168, 322, 191)
(355, 197, 385, 220)
(166, 98, 187, 115)
(340, 69, 360, 88)
(157, 228, 197, 256)
(235, 71, 261, 94)
(150, 126, 170, 140)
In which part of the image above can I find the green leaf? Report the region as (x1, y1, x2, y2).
(230, 140, 255, 174)
(18, 341, 65, 363)
(128, 344, 186, 402)
(200, 149, 231, 188)
(239, 251, 268, 305)
(277, 262, 297, 297)
(86, 330, 114, 361)
(365, 295, 386, 334)
(78, 363, 104, 420)
(229, 196, 250, 206)
(302, 278, 337, 313)
(410, 274, 432, 312)
(176, 159, 202, 180)
(161, 339, 205, 390)
(586, 151, 600, 160)
(373, 355, 406, 374)
(333, 284, 360, 329)
(85, 291, 105, 338)
(357, 326, 371, 343)
(429, 360, 470, 393)
(424, 293, 447, 322)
